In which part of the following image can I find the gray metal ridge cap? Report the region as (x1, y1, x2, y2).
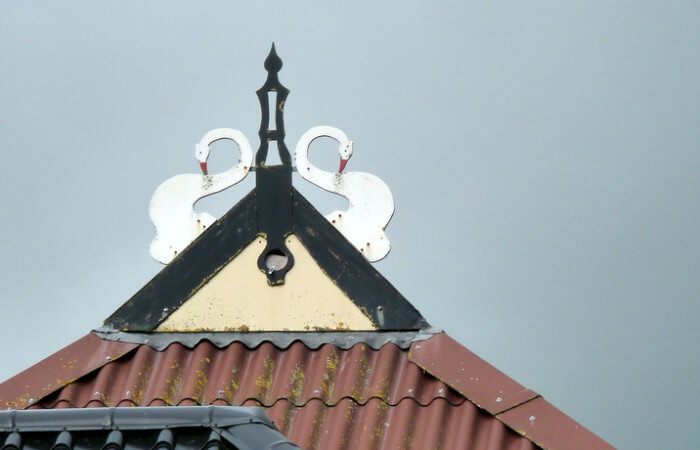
(92, 326, 443, 351)
(0, 406, 275, 431)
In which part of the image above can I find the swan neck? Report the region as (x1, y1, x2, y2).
(203, 133, 253, 194)
(296, 127, 347, 190)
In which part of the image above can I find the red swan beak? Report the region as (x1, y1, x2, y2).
(339, 158, 349, 173)
(200, 162, 208, 175)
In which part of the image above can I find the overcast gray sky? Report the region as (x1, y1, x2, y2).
(1, 2, 699, 448)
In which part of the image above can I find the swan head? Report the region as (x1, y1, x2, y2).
(338, 140, 353, 173)
(194, 143, 210, 175)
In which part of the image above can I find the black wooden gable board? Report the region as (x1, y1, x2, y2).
(104, 188, 428, 332)
(103, 191, 258, 331)
(291, 188, 428, 330)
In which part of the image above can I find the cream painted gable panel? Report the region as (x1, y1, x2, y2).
(156, 235, 377, 331)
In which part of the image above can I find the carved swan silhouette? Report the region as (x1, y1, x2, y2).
(149, 128, 253, 264)
(295, 126, 394, 261)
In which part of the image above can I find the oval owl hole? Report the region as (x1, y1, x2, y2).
(264, 249, 288, 274)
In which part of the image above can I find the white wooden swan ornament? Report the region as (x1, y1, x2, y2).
(149, 128, 253, 264)
(295, 126, 395, 261)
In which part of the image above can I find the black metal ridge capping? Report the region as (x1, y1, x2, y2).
(0, 406, 299, 450)
(103, 45, 429, 332)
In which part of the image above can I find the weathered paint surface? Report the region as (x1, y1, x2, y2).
(37, 340, 463, 409)
(409, 332, 538, 415)
(11, 333, 611, 449)
(156, 235, 377, 331)
(496, 396, 615, 450)
(33, 339, 536, 450)
(295, 126, 394, 262)
(410, 333, 613, 450)
(0, 333, 137, 410)
(105, 188, 426, 332)
(149, 128, 253, 264)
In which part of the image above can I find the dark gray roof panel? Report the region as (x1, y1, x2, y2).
(0, 407, 299, 450)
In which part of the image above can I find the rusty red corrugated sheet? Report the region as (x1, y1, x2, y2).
(410, 333, 613, 450)
(0, 333, 137, 410)
(34, 398, 535, 449)
(31, 338, 538, 450)
(409, 333, 538, 414)
(264, 398, 537, 450)
(496, 396, 614, 450)
(8, 333, 614, 449)
(38, 340, 465, 408)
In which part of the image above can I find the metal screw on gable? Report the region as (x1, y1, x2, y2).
(376, 305, 385, 327)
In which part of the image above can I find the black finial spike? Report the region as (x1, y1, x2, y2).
(254, 45, 294, 285)
(264, 43, 283, 73)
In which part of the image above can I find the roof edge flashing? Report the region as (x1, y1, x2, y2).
(92, 327, 442, 350)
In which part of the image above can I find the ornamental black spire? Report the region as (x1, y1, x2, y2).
(254, 44, 294, 285)
(103, 46, 428, 332)
(263, 42, 283, 73)
(255, 43, 291, 167)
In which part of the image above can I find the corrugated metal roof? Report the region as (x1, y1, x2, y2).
(37, 340, 465, 408)
(409, 333, 538, 414)
(27, 338, 539, 450)
(263, 398, 536, 450)
(1, 332, 614, 449)
(409, 334, 614, 450)
(0, 334, 137, 411)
